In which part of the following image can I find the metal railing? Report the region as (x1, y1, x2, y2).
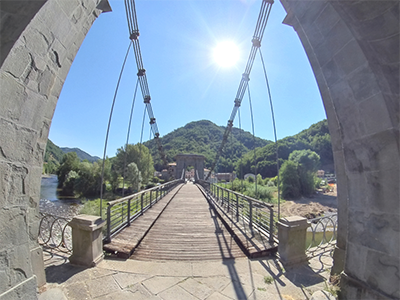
(38, 213, 72, 253)
(306, 213, 337, 256)
(199, 181, 276, 243)
(105, 179, 183, 243)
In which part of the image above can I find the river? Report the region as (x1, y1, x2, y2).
(39, 175, 82, 218)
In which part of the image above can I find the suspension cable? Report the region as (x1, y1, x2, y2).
(247, 83, 258, 195)
(238, 108, 244, 190)
(206, 0, 274, 180)
(124, 0, 169, 176)
(259, 49, 280, 219)
(122, 78, 140, 197)
(100, 41, 133, 217)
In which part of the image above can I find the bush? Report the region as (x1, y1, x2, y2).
(79, 198, 108, 217)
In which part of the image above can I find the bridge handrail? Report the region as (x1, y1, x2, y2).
(105, 179, 183, 243)
(107, 179, 180, 206)
(198, 180, 276, 243)
(211, 184, 274, 209)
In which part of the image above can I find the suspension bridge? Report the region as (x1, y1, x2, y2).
(99, 0, 279, 261)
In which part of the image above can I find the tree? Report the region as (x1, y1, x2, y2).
(126, 162, 142, 192)
(279, 160, 301, 199)
(113, 144, 154, 186)
(57, 152, 79, 188)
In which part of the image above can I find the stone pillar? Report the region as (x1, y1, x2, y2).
(277, 216, 309, 266)
(68, 215, 106, 267)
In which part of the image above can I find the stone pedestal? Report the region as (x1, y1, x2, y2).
(68, 215, 106, 267)
(277, 216, 309, 266)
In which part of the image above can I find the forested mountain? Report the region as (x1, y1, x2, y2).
(44, 139, 65, 164)
(61, 147, 100, 163)
(237, 119, 333, 178)
(144, 120, 272, 172)
(44, 141, 100, 167)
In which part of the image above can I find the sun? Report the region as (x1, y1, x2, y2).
(213, 41, 240, 68)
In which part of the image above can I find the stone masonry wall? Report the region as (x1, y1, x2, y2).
(0, 0, 110, 298)
(279, 1, 399, 299)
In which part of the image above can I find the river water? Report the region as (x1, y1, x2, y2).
(39, 175, 81, 218)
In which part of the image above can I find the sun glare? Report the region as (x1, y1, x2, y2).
(213, 41, 240, 68)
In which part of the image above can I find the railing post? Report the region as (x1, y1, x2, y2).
(150, 190, 152, 208)
(127, 199, 131, 227)
(141, 193, 144, 215)
(227, 191, 230, 212)
(236, 194, 239, 222)
(277, 216, 309, 266)
(156, 189, 159, 202)
(106, 205, 111, 243)
(269, 208, 274, 243)
(69, 215, 106, 267)
(249, 200, 253, 232)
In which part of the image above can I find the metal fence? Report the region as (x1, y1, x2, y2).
(199, 181, 276, 243)
(306, 213, 337, 256)
(105, 179, 183, 243)
(38, 213, 72, 253)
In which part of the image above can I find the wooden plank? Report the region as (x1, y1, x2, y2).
(131, 183, 246, 261)
(103, 184, 184, 258)
(197, 185, 278, 258)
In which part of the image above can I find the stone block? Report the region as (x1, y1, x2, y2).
(0, 73, 28, 122)
(20, 89, 47, 130)
(68, 214, 106, 267)
(2, 45, 31, 78)
(365, 250, 400, 298)
(0, 162, 29, 206)
(334, 39, 367, 76)
(30, 246, 46, 287)
(57, 0, 80, 19)
(355, 7, 399, 41)
(277, 216, 309, 266)
(338, 105, 363, 145)
(315, 3, 340, 37)
(348, 64, 381, 102)
(343, 1, 397, 23)
(23, 27, 50, 57)
(360, 92, 392, 135)
(9, 244, 34, 287)
(288, 0, 327, 23)
(0, 208, 30, 248)
(321, 58, 343, 87)
(329, 78, 355, 112)
(366, 168, 400, 214)
(0, 119, 37, 164)
(347, 129, 398, 173)
(0, 275, 37, 300)
(348, 211, 399, 257)
(344, 242, 368, 282)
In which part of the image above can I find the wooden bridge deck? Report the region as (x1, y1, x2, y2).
(131, 183, 245, 261)
(104, 183, 276, 261)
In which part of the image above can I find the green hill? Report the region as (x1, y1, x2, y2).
(144, 120, 272, 172)
(60, 147, 101, 163)
(43, 140, 101, 174)
(237, 119, 333, 178)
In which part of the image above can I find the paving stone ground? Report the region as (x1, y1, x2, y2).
(39, 248, 334, 300)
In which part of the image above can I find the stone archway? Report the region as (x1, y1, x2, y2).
(0, 1, 398, 299)
(0, 0, 111, 298)
(175, 154, 205, 181)
(280, 1, 399, 299)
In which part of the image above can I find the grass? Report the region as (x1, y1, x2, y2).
(264, 276, 274, 284)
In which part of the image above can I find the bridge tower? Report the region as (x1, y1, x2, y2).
(175, 154, 205, 181)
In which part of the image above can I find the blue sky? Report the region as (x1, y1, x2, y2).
(49, 0, 326, 158)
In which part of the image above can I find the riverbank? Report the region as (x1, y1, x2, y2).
(280, 187, 337, 219)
